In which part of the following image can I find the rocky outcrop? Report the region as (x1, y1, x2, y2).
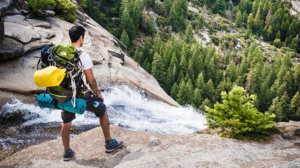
(0, 125, 300, 168)
(0, 37, 24, 60)
(291, 0, 300, 19)
(276, 121, 300, 146)
(4, 22, 40, 43)
(0, 2, 179, 106)
(3, 14, 29, 26)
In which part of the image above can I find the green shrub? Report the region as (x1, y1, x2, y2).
(54, 0, 77, 22)
(211, 35, 220, 45)
(28, 0, 77, 22)
(274, 38, 282, 48)
(154, 2, 167, 16)
(156, 16, 166, 27)
(205, 85, 276, 141)
(28, 0, 56, 16)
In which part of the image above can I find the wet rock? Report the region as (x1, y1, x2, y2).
(0, 37, 24, 61)
(34, 27, 55, 39)
(23, 39, 52, 54)
(20, 10, 29, 15)
(3, 14, 29, 26)
(44, 10, 55, 16)
(4, 22, 40, 43)
(6, 7, 20, 15)
(27, 19, 51, 29)
(108, 50, 125, 64)
(0, 106, 39, 127)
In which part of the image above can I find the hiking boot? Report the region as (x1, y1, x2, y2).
(105, 139, 123, 153)
(63, 149, 75, 161)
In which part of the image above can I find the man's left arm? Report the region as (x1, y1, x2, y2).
(83, 68, 104, 102)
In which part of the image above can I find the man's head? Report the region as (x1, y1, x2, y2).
(69, 25, 85, 47)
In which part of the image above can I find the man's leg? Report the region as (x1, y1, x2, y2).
(99, 109, 111, 140)
(61, 121, 72, 149)
(99, 108, 123, 153)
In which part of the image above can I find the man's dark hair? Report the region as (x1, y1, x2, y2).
(69, 25, 85, 43)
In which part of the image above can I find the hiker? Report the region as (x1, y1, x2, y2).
(59, 25, 123, 161)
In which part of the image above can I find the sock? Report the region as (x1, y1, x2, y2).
(105, 137, 112, 144)
(64, 146, 71, 153)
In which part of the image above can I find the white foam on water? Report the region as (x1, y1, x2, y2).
(0, 85, 207, 134)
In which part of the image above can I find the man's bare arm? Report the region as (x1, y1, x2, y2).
(83, 68, 104, 102)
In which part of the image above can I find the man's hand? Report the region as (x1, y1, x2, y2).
(83, 68, 104, 102)
(96, 92, 104, 102)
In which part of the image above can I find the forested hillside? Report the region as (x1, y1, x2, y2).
(83, 0, 300, 122)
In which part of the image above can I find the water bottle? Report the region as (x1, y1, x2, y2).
(93, 101, 100, 108)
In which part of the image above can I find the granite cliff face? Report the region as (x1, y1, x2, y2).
(0, 0, 179, 107)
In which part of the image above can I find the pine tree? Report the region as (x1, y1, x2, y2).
(179, 53, 188, 73)
(177, 70, 184, 83)
(151, 52, 166, 88)
(268, 97, 283, 122)
(199, 98, 211, 111)
(215, 80, 225, 102)
(206, 79, 215, 102)
(120, 5, 136, 40)
(177, 79, 187, 104)
(196, 73, 206, 90)
(184, 23, 193, 43)
(274, 38, 281, 48)
(254, 7, 261, 33)
(226, 61, 237, 82)
(120, 29, 130, 47)
(142, 58, 151, 72)
(235, 10, 243, 27)
(188, 58, 195, 79)
(290, 92, 300, 121)
(213, 0, 226, 15)
(170, 0, 187, 31)
(186, 79, 194, 104)
(206, 85, 276, 140)
(247, 13, 254, 30)
(164, 0, 172, 14)
(166, 66, 175, 93)
(170, 82, 179, 99)
(294, 64, 300, 92)
(133, 0, 142, 30)
(193, 88, 203, 107)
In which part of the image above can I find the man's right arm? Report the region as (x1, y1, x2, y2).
(83, 68, 104, 102)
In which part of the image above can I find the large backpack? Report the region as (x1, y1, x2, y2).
(37, 43, 86, 105)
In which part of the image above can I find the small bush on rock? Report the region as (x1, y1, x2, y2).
(28, 0, 56, 16)
(28, 0, 77, 22)
(205, 85, 277, 141)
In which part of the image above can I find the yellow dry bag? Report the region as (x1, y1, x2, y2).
(34, 66, 66, 87)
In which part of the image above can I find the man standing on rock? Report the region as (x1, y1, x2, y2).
(61, 25, 123, 161)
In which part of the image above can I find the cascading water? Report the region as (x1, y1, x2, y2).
(0, 85, 207, 158)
